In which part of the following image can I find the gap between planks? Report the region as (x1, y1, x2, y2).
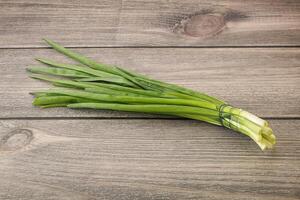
(1, 46, 300, 50)
(0, 117, 299, 120)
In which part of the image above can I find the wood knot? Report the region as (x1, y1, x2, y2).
(183, 14, 225, 37)
(0, 129, 33, 151)
(172, 9, 247, 38)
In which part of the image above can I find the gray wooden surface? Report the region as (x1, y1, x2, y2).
(0, 120, 299, 200)
(0, 0, 299, 200)
(1, 0, 300, 47)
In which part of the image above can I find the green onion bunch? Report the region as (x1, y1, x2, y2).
(27, 39, 276, 150)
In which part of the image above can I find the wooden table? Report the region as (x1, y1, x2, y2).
(0, 1, 299, 199)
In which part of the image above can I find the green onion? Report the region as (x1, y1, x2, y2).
(27, 66, 91, 78)
(28, 39, 276, 150)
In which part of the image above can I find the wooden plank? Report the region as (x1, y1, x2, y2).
(0, 119, 299, 200)
(1, 47, 299, 118)
(0, 0, 300, 47)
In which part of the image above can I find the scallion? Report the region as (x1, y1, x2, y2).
(27, 39, 276, 150)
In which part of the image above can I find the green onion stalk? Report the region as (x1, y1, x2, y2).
(27, 39, 276, 150)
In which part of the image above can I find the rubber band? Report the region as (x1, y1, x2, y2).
(218, 104, 229, 126)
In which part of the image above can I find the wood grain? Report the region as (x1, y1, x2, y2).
(1, 47, 299, 118)
(0, 119, 299, 200)
(0, 0, 300, 47)
(0, 1, 299, 199)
